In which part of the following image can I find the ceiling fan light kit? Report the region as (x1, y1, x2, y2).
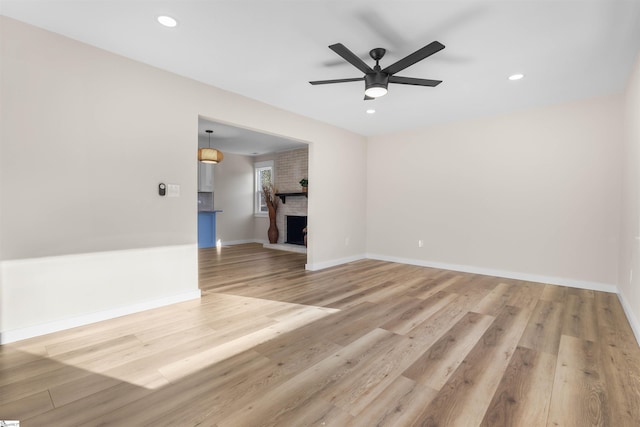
(310, 41, 444, 100)
(364, 73, 389, 98)
(198, 129, 224, 164)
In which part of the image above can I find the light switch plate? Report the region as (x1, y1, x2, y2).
(167, 184, 180, 197)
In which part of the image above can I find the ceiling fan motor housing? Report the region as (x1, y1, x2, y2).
(365, 72, 389, 92)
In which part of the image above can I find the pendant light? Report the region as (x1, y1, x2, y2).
(198, 129, 224, 164)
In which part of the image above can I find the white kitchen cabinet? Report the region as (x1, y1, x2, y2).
(198, 162, 214, 192)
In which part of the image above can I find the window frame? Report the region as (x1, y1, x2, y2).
(254, 160, 274, 216)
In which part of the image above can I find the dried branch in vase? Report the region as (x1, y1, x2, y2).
(262, 183, 279, 210)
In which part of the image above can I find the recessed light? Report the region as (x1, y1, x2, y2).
(366, 109, 376, 114)
(157, 15, 177, 27)
(508, 73, 524, 81)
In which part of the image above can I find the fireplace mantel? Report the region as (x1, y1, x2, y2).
(275, 192, 308, 204)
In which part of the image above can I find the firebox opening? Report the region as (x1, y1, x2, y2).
(286, 215, 307, 246)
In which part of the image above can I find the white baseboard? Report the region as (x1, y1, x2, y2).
(365, 253, 619, 294)
(305, 254, 366, 271)
(222, 240, 307, 254)
(263, 243, 307, 254)
(221, 239, 263, 246)
(617, 290, 640, 347)
(0, 290, 201, 344)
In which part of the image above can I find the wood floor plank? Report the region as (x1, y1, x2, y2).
(0, 346, 47, 369)
(261, 336, 343, 376)
(540, 283, 568, 303)
(473, 282, 517, 316)
(23, 380, 153, 426)
(519, 299, 565, 355)
(216, 328, 397, 427)
(403, 311, 495, 390)
(480, 346, 556, 426)
(381, 291, 459, 335)
(231, 397, 354, 427)
(0, 390, 53, 421)
(90, 350, 279, 426)
(48, 372, 124, 408)
(409, 305, 531, 426)
(252, 301, 375, 355)
(547, 334, 612, 426)
(599, 344, 640, 426)
(326, 297, 414, 347)
(562, 293, 598, 341)
(158, 303, 335, 382)
(42, 307, 199, 356)
(594, 291, 638, 351)
(0, 362, 94, 405)
(0, 353, 77, 387)
(506, 280, 545, 312)
(406, 292, 484, 345)
(320, 333, 426, 416)
(407, 272, 463, 300)
(347, 376, 438, 427)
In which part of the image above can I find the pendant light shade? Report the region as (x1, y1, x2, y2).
(198, 130, 224, 164)
(198, 148, 224, 163)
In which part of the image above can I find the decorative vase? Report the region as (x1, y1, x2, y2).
(267, 205, 279, 244)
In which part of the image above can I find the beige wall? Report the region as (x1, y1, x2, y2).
(367, 95, 623, 288)
(212, 152, 255, 244)
(620, 53, 640, 337)
(0, 17, 367, 341)
(310, 134, 367, 267)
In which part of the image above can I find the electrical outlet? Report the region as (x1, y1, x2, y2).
(418, 239, 424, 248)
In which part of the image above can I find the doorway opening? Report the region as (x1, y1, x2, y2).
(196, 116, 310, 285)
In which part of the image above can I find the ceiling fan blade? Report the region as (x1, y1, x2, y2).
(329, 43, 374, 74)
(382, 41, 445, 75)
(389, 76, 442, 87)
(309, 77, 363, 85)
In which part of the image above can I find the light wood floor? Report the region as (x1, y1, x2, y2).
(1, 243, 640, 426)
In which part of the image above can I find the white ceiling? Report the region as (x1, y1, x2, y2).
(198, 117, 307, 156)
(3, 0, 640, 144)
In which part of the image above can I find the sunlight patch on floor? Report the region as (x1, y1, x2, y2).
(11, 293, 338, 390)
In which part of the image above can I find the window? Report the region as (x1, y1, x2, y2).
(254, 160, 274, 215)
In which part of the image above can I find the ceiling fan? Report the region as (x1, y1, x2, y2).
(309, 41, 445, 100)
